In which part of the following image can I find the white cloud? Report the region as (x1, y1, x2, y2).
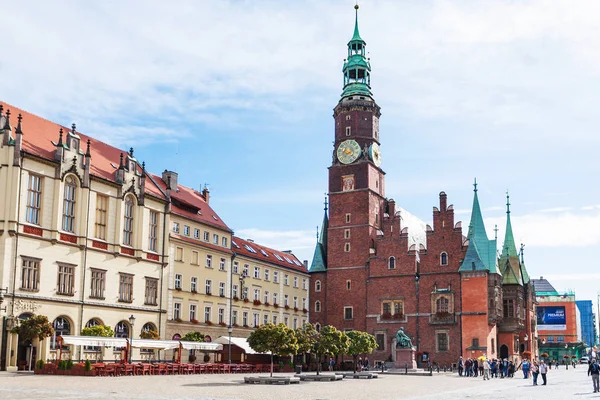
(486, 210, 600, 248)
(538, 207, 573, 213)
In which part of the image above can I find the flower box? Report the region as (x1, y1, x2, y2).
(219, 322, 227, 326)
(243, 298, 249, 303)
(243, 324, 249, 328)
(206, 321, 213, 326)
(253, 300, 262, 306)
(273, 303, 279, 308)
(293, 307, 299, 312)
(302, 309, 308, 314)
(233, 296, 240, 301)
(190, 319, 199, 324)
(175, 317, 183, 323)
(264, 302, 270, 307)
(284, 305, 290, 310)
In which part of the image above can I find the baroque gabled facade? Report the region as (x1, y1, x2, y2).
(309, 6, 537, 367)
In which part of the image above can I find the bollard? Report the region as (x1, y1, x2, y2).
(429, 366, 433, 376)
(405, 363, 408, 375)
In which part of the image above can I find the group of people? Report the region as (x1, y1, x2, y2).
(457, 357, 516, 379)
(457, 356, 548, 385)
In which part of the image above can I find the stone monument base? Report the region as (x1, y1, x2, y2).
(394, 347, 417, 370)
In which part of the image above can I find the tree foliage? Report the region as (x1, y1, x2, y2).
(81, 325, 115, 337)
(295, 323, 318, 355)
(345, 330, 378, 372)
(12, 315, 54, 342)
(248, 323, 299, 376)
(311, 325, 349, 374)
(181, 331, 205, 342)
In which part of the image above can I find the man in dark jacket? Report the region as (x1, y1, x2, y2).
(588, 359, 600, 393)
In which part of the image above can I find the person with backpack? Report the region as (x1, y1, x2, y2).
(588, 359, 600, 393)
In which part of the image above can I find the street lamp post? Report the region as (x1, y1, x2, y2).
(228, 254, 236, 365)
(128, 315, 136, 364)
(228, 326, 233, 365)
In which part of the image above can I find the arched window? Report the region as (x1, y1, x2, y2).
(388, 256, 396, 269)
(62, 175, 77, 232)
(115, 321, 129, 339)
(315, 280, 321, 292)
(123, 196, 134, 246)
(436, 297, 449, 313)
(84, 318, 103, 351)
(315, 323, 321, 332)
(51, 316, 71, 350)
(142, 322, 156, 334)
(315, 300, 321, 312)
(440, 252, 448, 266)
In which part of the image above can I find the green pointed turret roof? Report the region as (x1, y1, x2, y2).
(349, 5, 365, 45)
(500, 193, 518, 258)
(459, 179, 498, 273)
(501, 257, 523, 285)
(309, 203, 329, 273)
(519, 245, 530, 284)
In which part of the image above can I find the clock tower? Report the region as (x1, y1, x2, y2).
(311, 5, 386, 332)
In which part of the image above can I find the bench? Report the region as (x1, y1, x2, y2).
(244, 376, 300, 385)
(295, 373, 343, 381)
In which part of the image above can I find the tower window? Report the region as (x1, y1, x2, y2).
(344, 306, 353, 320)
(315, 280, 321, 292)
(440, 252, 448, 266)
(346, 115, 351, 120)
(344, 243, 350, 252)
(345, 126, 351, 136)
(388, 256, 396, 269)
(344, 229, 350, 239)
(346, 280, 351, 290)
(345, 213, 351, 223)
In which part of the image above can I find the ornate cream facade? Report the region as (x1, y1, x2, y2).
(0, 103, 309, 370)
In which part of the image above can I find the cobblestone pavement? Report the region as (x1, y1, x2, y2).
(0, 367, 596, 400)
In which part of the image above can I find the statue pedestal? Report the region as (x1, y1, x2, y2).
(394, 347, 417, 370)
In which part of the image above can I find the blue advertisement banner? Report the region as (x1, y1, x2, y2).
(537, 306, 567, 330)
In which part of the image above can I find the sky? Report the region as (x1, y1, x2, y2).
(2, 1, 599, 318)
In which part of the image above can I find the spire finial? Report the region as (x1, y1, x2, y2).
(473, 178, 478, 192)
(85, 139, 91, 157)
(71, 123, 76, 135)
(506, 190, 511, 214)
(119, 152, 124, 169)
(494, 224, 498, 241)
(3, 109, 11, 130)
(520, 243, 525, 263)
(324, 194, 328, 211)
(16, 114, 23, 135)
(316, 225, 319, 240)
(129, 147, 134, 157)
(57, 128, 63, 146)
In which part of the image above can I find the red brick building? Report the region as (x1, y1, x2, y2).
(309, 6, 536, 367)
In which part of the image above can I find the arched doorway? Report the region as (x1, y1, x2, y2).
(500, 344, 509, 360)
(16, 313, 34, 370)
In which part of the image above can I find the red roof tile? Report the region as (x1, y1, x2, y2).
(171, 233, 233, 254)
(232, 236, 307, 274)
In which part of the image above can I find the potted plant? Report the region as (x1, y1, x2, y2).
(294, 307, 299, 312)
(189, 354, 197, 363)
(219, 322, 227, 326)
(190, 318, 199, 324)
(253, 299, 261, 306)
(206, 320, 213, 326)
(191, 289, 197, 294)
(381, 312, 392, 320)
(393, 313, 405, 320)
(284, 305, 290, 310)
(243, 298, 249, 303)
(175, 317, 183, 323)
(302, 308, 308, 314)
(203, 354, 210, 362)
(264, 302, 270, 307)
(243, 324, 249, 328)
(233, 296, 239, 301)
(175, 287, 182, 291)
(273, 303, 279, 308)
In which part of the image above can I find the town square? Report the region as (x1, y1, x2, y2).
(1, 0, 599, 398)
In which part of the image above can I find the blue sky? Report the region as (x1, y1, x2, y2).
(3, 1, 600, 312)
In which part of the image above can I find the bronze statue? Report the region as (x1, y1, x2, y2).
(395, 328, 413, 349)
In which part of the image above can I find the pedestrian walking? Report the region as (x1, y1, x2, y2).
(588, 359, 600, 393)
(531, 361, 539, 385)
(328, 357, 334, 372)
(458, 356, 464, 377)
(540, 360, 548, 385)
(482, 359, 490, 380)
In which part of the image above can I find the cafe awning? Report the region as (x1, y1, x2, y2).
(179, 341, 222, 351)
(129, 339, 180, 350)
(214, 336, 267, 355)
(58, 335, 127, 347)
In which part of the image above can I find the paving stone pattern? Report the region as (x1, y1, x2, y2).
(0, 367, 596, 400)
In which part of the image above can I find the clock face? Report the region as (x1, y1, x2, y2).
(337, 140, 361, 164)
(369, 142, 382, 167)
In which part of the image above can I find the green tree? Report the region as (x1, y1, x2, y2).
(248, 323, 299, 377)
(81, 325, 115, 337)
(295, 323, 318, 356)
(181, 331, 205, 342)
(12, 315, 53, 342)
(345, 330, 378, 372)
(311, 325, 349, 375)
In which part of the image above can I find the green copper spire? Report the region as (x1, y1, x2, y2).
(341, 4, 372, 99)
(460, 179, 498, 273)
(309, 197, 329, 273)
(500, 192, 518, 258)
(350, 4, 364, 44)
(519, 243, 531, 284)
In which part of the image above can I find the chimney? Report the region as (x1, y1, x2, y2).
(303, 260, 308, 268)
(162, 170, 178, 190)
(202, 186, 210, 204)
(387, 199, 396, 217)
(439, 191, 447, 211)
